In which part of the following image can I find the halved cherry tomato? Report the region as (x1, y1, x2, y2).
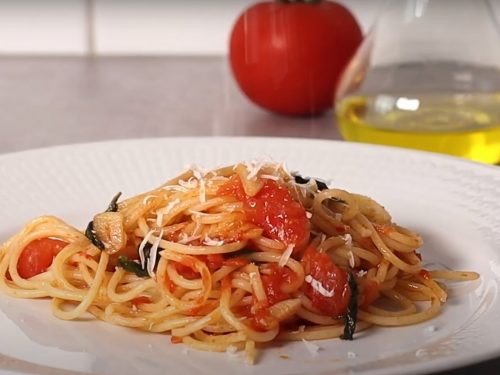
(219, 176, 308, 245)
(17, 237, 68, 279)
(301, 246, 350, 316)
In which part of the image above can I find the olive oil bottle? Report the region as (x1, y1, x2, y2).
(336, 93, 500, 164)
(333, 0, 500, 165)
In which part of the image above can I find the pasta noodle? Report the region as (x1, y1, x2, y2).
(0, 160, 479, 363)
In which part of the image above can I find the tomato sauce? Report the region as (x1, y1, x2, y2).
(218, 176, 308, 245)
(301, 246, 350, 316)
(261, 263, 294, 305)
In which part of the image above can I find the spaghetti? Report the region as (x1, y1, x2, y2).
(0, 160, 479, 363)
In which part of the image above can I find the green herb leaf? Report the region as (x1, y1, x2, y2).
(292, 173, 330, 191)
(117, 256, 149, 277)
(341, 272, 358, 340)
(85, 192, 122, 250)
(85, 221, 105, 250)
(106, 192, 122, 213)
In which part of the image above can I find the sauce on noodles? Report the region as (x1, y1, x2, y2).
(0, 160, 479, 364)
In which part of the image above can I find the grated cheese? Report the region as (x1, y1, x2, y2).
(178, 177, 198, 189)
(305, 211, 313, 219)
(305, 274, 335, 297)
(278, 244, 294, 267)
(357, 270, 368, 278)
(301, 339, 320, 356)
(203, 235, 225, 247)
(138, 229, 155, 268)
(343, 233, 353, 247)
(147, 229, 164, 277)
(347, 251, 355, 268)
(424, 325, 437, 334)
(347, 351, 357, 359)
(244, 159, 267, 180)
(226, 345, 238, 354)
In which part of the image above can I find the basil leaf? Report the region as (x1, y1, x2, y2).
(85, 192, 122, 250)
(117, 256, 149, 277)
(341, 272, 358, 341)
(85, 221, 105, 250)
(292, 173, 330, 191)
(106, 192, 122, 213)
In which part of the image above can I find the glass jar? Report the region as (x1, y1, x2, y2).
(335, 0, 500, 164)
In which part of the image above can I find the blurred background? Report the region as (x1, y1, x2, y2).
(2, 0, 500, 163)
(0, 0, 380, 55)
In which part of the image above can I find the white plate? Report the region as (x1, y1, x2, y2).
(0, 137, 499, 375)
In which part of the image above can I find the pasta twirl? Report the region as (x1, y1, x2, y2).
(0, 160, 479, 363)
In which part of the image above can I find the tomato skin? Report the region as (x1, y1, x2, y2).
(229, 1, 362, 116)
(301, 246, 350, 316)
(17, 238, 68, 279)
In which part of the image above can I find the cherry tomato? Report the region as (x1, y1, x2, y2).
(229, 0, 362, 116)
(219, 176, 308, 245)
(301, 246, 350, 316)
(17, 237, 68, 279)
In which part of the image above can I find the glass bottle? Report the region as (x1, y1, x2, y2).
(335, 0, 500, 164)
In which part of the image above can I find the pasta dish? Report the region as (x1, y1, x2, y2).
(0, 160, 479, 363)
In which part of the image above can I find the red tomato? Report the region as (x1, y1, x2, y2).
(17, 237, 68, 279)
(229, 0, 363, 116)
(301, 246, 350, 316)
(219, 176, 308, 245)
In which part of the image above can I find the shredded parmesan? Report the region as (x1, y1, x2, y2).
(226, 345, 238, 354)
(357, 270, 368, 277)
(301, 339, 320, 356)
(147, 229, 164, 277)
(347, 251, 355, 268)
(347, 351, 357, 359)
(278, 244, 294, 267)
(305, 211, 313, 219)
(138, 229, 155, 268)
(305, 274, 335, 297)
(203, 235, 225, 247)
(178, 178, 198, 189)
(244, 159, 267, 180)
(424, 325, 437, 334)
(343, 234, 353, 247)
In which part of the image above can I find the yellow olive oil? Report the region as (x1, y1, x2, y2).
(336, 94, 500, 164)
